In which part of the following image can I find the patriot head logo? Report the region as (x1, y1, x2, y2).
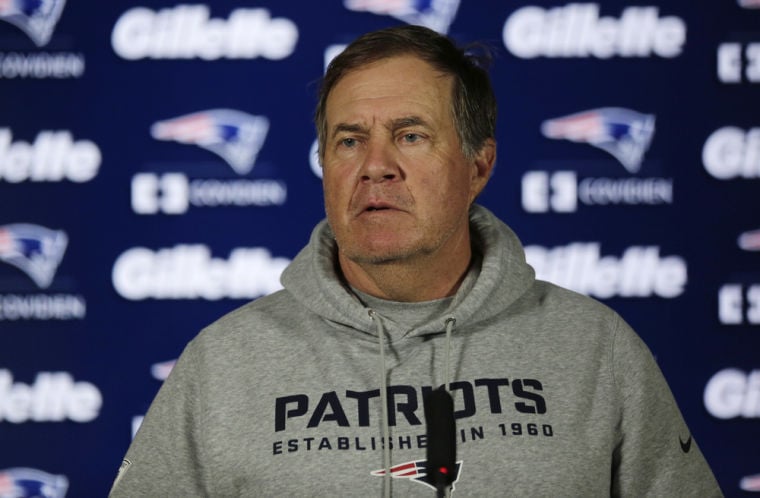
(0, 467, 69, 498)
(0, 0, 66, 47)
(150, 109, 270, 176)
(344, 0, 460, 34)
(741, 473, 760, 492)
(541, 107, 656, 174)
(371, 459, 462, 492)
(738, 228, 760, 251)
(738, 0, 760, 8)
(151, 359, 176, 381)
(0, 223, 67, 288)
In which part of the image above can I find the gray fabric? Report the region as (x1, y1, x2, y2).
(109, 205, 722, 497)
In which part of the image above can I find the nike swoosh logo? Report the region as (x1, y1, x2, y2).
(679, 435, 692, 453)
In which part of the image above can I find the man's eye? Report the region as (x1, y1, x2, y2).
(402, 133, 421, 143)
(340, 138, 357, 148)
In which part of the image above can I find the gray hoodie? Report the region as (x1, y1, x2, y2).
(110, 205, 722, 497)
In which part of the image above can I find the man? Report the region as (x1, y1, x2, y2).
(110, 26, 722, 497)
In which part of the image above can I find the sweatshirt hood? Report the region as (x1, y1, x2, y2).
(281, 204, 536, 338)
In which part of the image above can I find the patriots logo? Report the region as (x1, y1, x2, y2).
(344, 0, 460, 34)
(541, 107, 656, 174)
(738, 228, 760, 251)
(0, 467, 69, 498)
(150, 359, 176, 381)
(371, 459, 462, 492)
(738, 0, 760, 8)
(0, 223, 67, 288)
(741, 473, 760, 492)
(0, 0, 66, 47)
(151, 109, 270, 176)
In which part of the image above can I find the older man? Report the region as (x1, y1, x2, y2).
(110, 25, 721, 497)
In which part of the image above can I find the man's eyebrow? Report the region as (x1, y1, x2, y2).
(330, 116, 430, 138)
(330, 123, 368, 138)
(388, 116, 429, 130)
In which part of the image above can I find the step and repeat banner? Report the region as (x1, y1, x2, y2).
(0, 0, 758, 496)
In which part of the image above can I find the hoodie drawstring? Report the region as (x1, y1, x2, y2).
(444, 317, 456, 392)
(370, 311, 457, 498)
(369, 310, 392, 498)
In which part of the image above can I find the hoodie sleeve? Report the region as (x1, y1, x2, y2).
(109, 339, 209, 497)
(610, 315, 723, 497)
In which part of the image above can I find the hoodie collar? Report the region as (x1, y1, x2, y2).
(280, 204, 536, 339)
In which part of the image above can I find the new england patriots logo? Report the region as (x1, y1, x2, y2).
(738, 0, 760, 8)
(151, 109, 269, 176)
(150, 359, 176, 381)
(0, 223, 67, 288)
(541, 107, 656, 174)
(0, 0, 66, 47)
(738, 228, 760, 251)
(741, 473, 760, 492)
(0, 467, 69, 498)
(371, 459, 462, 492)
(344, 0, 460, 34)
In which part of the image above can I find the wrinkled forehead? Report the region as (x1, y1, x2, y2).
(324, 55, 455, 125)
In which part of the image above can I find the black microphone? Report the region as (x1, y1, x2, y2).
(423, 387, 456, 498)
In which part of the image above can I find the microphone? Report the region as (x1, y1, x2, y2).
(423, 387, 456, 498)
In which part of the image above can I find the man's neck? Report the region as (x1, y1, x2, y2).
(337, 247, 472, 303)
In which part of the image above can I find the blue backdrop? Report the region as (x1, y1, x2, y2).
(0, 0, 758, 496)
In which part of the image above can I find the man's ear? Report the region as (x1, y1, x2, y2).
(470, 139, 496, 202)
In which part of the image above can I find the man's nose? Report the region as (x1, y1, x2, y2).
(358, 139, 402, 183)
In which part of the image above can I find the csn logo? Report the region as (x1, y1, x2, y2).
(717, 229, 760, 326)
(702, 126, 760, 180)
(718, 41, 760, 84)
(343, 0, 461, 34)
(0, 0, 85, 79)
(112, 5, 298, 60)
(131, 109, 287, 215)
(521, 108, 673, 213)
(503, 4, 686, 59)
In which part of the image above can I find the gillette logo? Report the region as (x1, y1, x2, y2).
(525, 243, 687, 298)
(112, 5, 298, 60)
(112, 244, 290, 300)
(702, 127, 760, 179)
(344, 0, 461, 34)
(0, 369, 102, 423)
(503, 4, 686, 58)
(704, 368, 760, 419)
(0, 0, 66, 47)
(0, 128, 101, 183)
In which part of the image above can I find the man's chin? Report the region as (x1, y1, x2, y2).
(342, 243, 420, 266)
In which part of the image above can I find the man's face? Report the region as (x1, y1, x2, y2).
(322, 55, 491, 268)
